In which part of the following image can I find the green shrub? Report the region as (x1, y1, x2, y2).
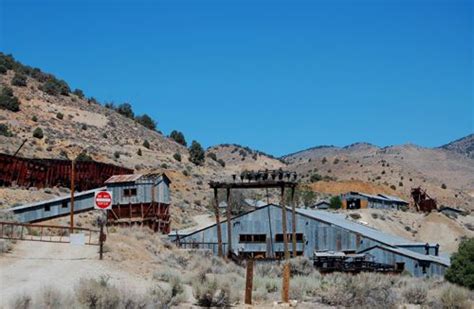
(439, 284, 469, 308)
(137, 148, 142, 156)
(11, 72, 27, 87)
(161, 163, 168, 169)
(116, 103, 134, 119)
(135, 114, 156, 130)
(143, 140, 150, 149)
(76, 152, 93, 162)
(441, 183, 447, 189)
(329, 196, 342, 209)
(81, 124, 87, 130)
(310, 173, 322, 182)
(445, 237, 474, 289)
(169, 130, 187, 146)
(73, 88, 84, 99)
(173, 152, 182, 162)
(207, 152, 217, 161)
(192, 274, 233, 307)
(402, 283, 427, 305)
(39, 77, 70, 96)
(76, 277, 120, 309)
(33, 127, 44, 139)
(0, 65, 6, 74)
(56, 112, 63, 120)
(217, 159, 225, 167)
(0, 124, 13, 137)
(32, 115, 38, 122)
(114, 151, 120, 159)
(189, 140, 205, 166)
(0, 85, 20, 112)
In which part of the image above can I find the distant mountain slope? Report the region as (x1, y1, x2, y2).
(207, 144, 285, 173)
(284, 141, 474, 210)
(440, 134, 474, 159)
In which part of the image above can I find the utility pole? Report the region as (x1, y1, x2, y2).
(291, 187, 297, 258)
(214, 188, 223, 257)
(70, 158, 75, 233)
(226, 187, 232, 258)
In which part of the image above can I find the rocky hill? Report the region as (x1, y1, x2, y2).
(440, 134, 474, 159)
(0, 53, 285, 226)
(284, 141, 474, 210)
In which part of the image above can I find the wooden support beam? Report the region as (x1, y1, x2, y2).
(280, 186, 290, 304)
(226, 187, 232, 258)
(214, 188, 223, 257)
(245, 259, 254, 305)
(280, 186, 290, 261)
(282, 263, 290, 303)
(291, 187, 297, 258)
(70, 159, 75, 233)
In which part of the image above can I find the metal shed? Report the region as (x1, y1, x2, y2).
(104, 173, 171, 233)
(8, 187, 106, 223)
(174, 204, 447, 276)
(341, 192, 409, 210)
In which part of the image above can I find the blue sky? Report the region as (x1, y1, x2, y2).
(1, 0, 472, 156)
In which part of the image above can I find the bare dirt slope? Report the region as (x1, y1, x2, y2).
(0, 241, 150, 307)
(344, 208, 474, 253)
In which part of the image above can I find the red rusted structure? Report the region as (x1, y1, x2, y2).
(0, 153, 132, 191)
(411, 187, 437, 212)
(107, 202, 170, 233)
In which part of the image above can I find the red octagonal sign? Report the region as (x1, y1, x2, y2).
(94, 191, 113, 210)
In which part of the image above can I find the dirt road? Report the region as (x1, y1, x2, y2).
(0, 240, 150, 307)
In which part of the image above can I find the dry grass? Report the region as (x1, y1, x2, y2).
(7, 227, 473, 308)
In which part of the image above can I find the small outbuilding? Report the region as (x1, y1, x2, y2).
(340, 192, 408, 210)
(105, 173, 171, 233)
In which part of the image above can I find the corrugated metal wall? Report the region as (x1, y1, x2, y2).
(180, 205, 446, 277)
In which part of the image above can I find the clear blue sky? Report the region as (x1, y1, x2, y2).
(1, 0, 472, 156)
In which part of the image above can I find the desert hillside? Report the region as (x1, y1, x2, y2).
(284, 141, 474, 210)
(0, 53, 286, 226)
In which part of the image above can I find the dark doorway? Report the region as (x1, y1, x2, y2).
(347, 199, 361, 209)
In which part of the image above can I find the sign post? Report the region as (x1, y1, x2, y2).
(94, 191, 112, 260)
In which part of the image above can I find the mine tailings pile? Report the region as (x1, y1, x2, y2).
(0, 153, 133, 191)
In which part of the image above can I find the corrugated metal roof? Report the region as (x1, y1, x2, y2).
(105, 174, 143, 183)
(360, 245, 450, 266)
(7, 187, 107, 211)
(346, 191, 407, 204)
(244, 199, 267, 208)
(377, 194, 407, 203)
(297, 208, 413, 247)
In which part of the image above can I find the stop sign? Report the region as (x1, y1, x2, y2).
(94, 191, 113, 210)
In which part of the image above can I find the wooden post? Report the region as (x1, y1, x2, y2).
(280, 186, 290, 304)
(245, 259, 254, 305)
(280, 186, 289, 261)
(226, 187, 232, 258)
(99, 222, 104, 260)
(214, 188, 223, 257)
(291, 186, 297, 258)
(70, 159, 75, 233)
(282, 263, 290, 303)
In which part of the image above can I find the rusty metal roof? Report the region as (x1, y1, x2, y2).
(105, 174, 143, 183)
